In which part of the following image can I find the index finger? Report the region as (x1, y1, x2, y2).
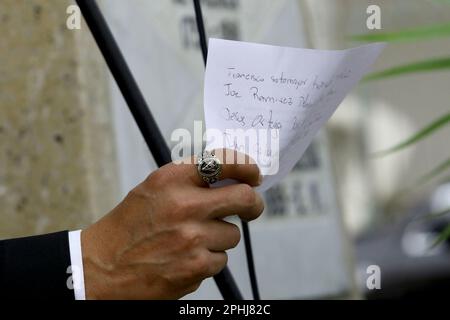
(215, 149, 261, 187)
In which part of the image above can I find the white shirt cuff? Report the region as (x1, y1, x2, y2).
(68, 230, 86, 300)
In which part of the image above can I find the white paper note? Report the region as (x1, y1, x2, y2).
(204, 38, 385, 191)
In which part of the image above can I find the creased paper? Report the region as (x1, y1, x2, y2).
(204, 38, 385, 191)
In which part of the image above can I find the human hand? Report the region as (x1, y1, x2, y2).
(81, 149, 264, 299)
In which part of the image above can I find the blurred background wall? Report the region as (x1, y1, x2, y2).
(0, 0, 119, 237)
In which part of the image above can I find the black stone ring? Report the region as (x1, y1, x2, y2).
(197, 150, 222, 184)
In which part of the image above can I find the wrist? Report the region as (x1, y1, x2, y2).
(81, 225, 112, 300)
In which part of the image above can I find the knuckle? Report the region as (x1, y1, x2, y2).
(127, 184, 149, 201)
(147, 168, 167, 186)
(237, 184, 256, 205)
(193, 251, 210, 276)
(178, 226, 202, 248)
(185, 282, 202, 295)
(171, 197, 202, 220)
(159, 272, 178, 290)
(169, 196, 185, 216)
(147, 165, 178, 187)
(183, 197, 203, 216)
(230, 225, 241, 248)
(219, 253, 228, 270)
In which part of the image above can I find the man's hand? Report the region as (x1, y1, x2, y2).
(81, 149, 264, 299)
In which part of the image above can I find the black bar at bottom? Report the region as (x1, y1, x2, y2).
(75, 0, 243, 300)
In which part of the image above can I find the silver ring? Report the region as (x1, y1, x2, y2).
(197, 150, 222, 184)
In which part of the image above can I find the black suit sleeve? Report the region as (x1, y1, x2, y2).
(0, 231, 75, 300)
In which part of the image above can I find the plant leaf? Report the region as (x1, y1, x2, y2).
(418, 157, 450, 184)
(441, 175, 450, 184)
(435, 0, 450, 4)
(364, 57, 450, 81)
(352, 23, 450, 43)
(374, 112, 450, 156)
(423, 207, 450, 221)
(430, 223, 450, 249)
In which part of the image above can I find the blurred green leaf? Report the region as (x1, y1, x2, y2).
(418, 157, 450, 184)
(364, 57, 450, 81)
(442, 175, 450, 184)
(393, 166, 450, 198)
(374, 112, 450, 156)
(423, 207, 450, 221)
(430, 222, 450, 249)
(352, 23, 450, 43)
(435, 0, 450, 4)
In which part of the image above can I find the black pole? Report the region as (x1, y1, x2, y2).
(192, 0, 260, 300)
(193, 0, 208, 64)
(76, 0, 242, 300)
(242, 220, 260, 300)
